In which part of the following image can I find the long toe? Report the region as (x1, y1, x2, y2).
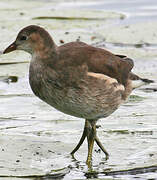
(71, 120, 87, 155)
(95, 136, 109, 160)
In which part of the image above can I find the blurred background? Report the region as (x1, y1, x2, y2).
(0, 0, 157, 179)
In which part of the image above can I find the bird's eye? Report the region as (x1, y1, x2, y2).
(20, 35, 27, 41)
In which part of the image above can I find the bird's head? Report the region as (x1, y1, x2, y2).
(3, 25, 55, 57)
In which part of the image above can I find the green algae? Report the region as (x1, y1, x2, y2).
(128, 95, 146, 102)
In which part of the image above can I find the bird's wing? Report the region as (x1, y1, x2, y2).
(83, 47, 134, 85)
(58, 43, 134, 86)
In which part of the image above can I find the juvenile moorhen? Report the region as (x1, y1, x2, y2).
(3, 25, 151, 167)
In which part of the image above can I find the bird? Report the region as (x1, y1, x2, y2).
(3, 25, 153, 167)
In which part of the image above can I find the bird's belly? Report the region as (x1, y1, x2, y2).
(42, 88, 122, 119)
(39, 75, 125, 120)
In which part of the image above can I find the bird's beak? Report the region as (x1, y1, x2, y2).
(3, 42, 17, 54)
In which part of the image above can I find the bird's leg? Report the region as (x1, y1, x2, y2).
(71, 119, 109, 168)
(71, 120, 88, 155)
(86, 119, 97, 168)
(95, 135, 109, 160)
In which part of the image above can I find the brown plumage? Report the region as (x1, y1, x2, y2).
(3, 25, 152, 167)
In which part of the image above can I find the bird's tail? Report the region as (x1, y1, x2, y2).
(129, 72, 154, 89)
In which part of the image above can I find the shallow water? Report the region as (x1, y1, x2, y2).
(0, 0, 157, 179)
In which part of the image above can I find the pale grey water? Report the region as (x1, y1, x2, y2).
(60, 0, 157, 22)
(57, 0, 157, 28)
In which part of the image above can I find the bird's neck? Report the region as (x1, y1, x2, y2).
(30, 31, 58, 62)
(34, 45, 57, 60)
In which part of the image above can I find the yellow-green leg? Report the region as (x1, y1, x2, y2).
(71, 119, 109, 167)
(86, 120, 96, 167)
